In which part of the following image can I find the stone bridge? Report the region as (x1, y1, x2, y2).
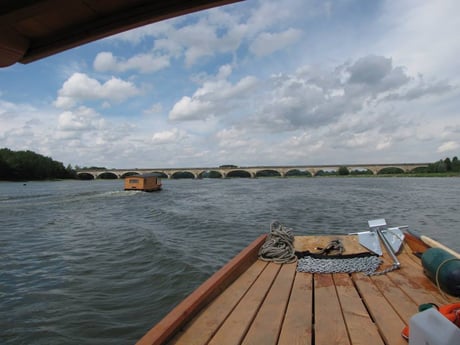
(76, 163, 429, 179)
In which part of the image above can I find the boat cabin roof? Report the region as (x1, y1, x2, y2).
(0, 0, 241, 67)
(126, 173, 160, 179)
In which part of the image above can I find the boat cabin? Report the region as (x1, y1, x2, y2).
(124, 174, 162, 192)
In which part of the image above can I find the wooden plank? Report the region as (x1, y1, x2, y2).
(207, 262, 281, 345)
(241, 263, 297, 345)
(400, 242, 426, 266)
(388, 254, 450, 307)
(136, 234, 267, 345)
(352, 273, 407, 345)
(170, 260, 268, 345)
(278, 272, 313, 345)
(396, 253, 458, 304)
(314, 274, 350, 345)
(369, 274, 418, 322)
(389, 268, 447, 307)
(333, 273, 385, 345)
(403, 233, 430, 255)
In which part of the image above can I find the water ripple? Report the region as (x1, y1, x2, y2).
(1, 177, 459, 344)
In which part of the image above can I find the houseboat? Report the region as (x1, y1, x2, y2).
(124, 174, 162, 192)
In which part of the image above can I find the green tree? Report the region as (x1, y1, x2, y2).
(285, 169, 312, 177)
(427, 160, 446, 173)
(338, 166, 350, 175)
(444, 157, 452, 171)
(451, 156, 460, 172)
(411, 166, 428, 173)
(0, 148, 75, 180)
(378, 167, 405, 175)
(350, 169, 373, 175)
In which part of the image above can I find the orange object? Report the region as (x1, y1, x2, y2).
(402, 303, 460, 340)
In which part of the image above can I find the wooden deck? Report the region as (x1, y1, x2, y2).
(137, 235, 458, 345)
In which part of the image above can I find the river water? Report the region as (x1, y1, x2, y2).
(1, 177, 459, 344)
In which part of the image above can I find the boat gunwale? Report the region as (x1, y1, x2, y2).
(136, 234, 267, 345)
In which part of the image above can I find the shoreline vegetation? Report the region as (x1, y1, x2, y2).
(0, 147, 459, 181)
(0, 148, 75, 181)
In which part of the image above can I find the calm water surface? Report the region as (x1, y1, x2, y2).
(1, 177, 459, 344)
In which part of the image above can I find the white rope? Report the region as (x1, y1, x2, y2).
(258, 221, 297, 264)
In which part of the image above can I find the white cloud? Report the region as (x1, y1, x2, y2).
(154, 38, 183, 58)
(151, 128, 187, 144)
(0, 99, 57, 152)
(245, 0, 307, 35)
(92, 52, 116, 70)
(143, 103, 163, 115)
(108, 20, 174, 44)
(163, 50, 459, 166)
(378, 0, 460, 79)
(169, 96, 213, 121)
(57, 107, 105, 132)
(169, 65, 258, 121)
(97, 1, 306, 69)
(93, 52, 170, 73)
(437, 141, 459, 153)
(250, 28, 302, 57)
(54, 73, 141, 109)
(216, 127, 250, 148)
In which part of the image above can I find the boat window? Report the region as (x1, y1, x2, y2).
(129, 179, 139, 183)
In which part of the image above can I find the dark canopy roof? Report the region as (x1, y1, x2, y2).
(0, 0, 241, 67)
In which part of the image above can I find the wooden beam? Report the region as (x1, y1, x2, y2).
(0, 0, 242, 66)
(0, 26, 29, 67)
(20, 0, 243, 64)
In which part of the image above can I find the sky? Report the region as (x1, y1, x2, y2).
(1, 0, 459, 169)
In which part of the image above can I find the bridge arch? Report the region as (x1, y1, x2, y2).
(226, 170, 252, 178)
(77, 172, 95, 180)
(377, 167, 405, 175)
(171, 171, 196, 179)
(410, 166, 428, 173)
(255, 169, 282, 177)
(314, 169, 337, 176)
(120, 171, 140, 178)
(199, 170, 223, 178)
(149, 171, 168, 178)
(285, 169, 312, 177)
(97, 171, 118, 179)
(349, 167, 374, 175)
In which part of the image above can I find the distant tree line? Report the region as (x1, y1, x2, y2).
(330, 156, 460, 176)
(426, 156, 460, 173)
(75, 165, 107, 170)
(0, 148, 76, 181)
(315, 166, 373, 176)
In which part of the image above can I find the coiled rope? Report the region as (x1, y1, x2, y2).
(258, 221, 297, 264)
